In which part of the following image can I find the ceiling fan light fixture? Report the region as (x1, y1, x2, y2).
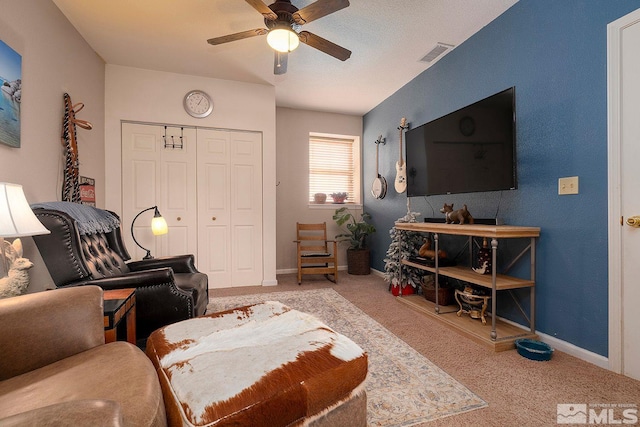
(267, 28, 299, 53)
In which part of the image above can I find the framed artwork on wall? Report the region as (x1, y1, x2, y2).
(0, 39, 21, 148)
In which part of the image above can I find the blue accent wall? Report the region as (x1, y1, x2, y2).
(363, 1, 639, 356)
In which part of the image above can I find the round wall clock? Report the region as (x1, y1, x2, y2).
(183, 90, 213, 118)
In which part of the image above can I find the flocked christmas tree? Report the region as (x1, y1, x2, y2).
(383, 210, 424, 291)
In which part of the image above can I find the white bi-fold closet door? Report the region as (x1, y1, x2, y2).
(195, 127, 263, 288)
(121, 122, 263, 288)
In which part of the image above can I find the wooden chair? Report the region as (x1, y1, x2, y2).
(294, 222, 338, 285)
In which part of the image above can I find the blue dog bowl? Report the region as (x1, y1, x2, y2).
(515, 339, 554, 361)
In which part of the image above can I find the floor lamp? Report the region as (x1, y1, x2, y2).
(130, 206, 168, 260)
(0, 183, 50, 278)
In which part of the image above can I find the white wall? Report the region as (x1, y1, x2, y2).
(276, 107, 363, 272)
(105, 65, 277, 285)
(0, 2, 361, 288)
(0, 0, 105, 293)
(0, 0, 105, 204)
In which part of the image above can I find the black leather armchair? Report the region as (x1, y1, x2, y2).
(31, 206, 208, 339)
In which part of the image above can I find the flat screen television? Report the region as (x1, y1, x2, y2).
(405, 87, 517, 197)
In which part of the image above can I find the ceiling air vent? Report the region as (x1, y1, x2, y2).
(420, 43, 455, 63)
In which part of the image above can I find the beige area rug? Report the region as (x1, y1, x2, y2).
(207, 288, 487, 426)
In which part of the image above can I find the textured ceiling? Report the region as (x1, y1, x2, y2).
(53, 0, 518, 116)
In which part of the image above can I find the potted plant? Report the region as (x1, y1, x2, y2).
(333, 207, 376, 275)
(330, 192, 348, 203)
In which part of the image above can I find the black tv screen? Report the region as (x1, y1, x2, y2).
(405, 87, 517, 197)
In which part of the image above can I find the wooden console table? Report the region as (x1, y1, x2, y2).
(395, 222, 540, 351)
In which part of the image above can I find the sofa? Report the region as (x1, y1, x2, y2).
(31, 202, 208, 339)
(0, 286, 167, 426)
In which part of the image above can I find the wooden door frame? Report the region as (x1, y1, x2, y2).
(607, 7, 640, 374)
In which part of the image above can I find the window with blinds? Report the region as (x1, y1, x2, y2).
(309, 133, 360, 204)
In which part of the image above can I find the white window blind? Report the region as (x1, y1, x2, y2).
(309, 135, 358, 203)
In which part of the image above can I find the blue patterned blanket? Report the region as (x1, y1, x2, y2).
(31, 202, 120, 235)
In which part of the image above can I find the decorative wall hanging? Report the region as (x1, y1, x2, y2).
(0, 40, 22, 148)
(79, 176, 96, 206)
(61, 93, 93, 203)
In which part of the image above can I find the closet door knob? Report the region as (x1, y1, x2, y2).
(212, 217, 216, 221)
(626, 216, 640, 227)
(177, 217, 182, 221)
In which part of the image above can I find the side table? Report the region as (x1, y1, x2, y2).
(103, 288, 136, 344)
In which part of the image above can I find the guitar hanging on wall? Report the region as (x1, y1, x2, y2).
(394, 117, 409, 193)
(371, 135, 387, 199)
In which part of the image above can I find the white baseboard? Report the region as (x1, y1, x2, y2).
(276, 265, 348, 275)
(261, 279, 278, 287)
(371, 268, 385, 278)
(497, 317, 609, 369)
(535, 331, 609, 369)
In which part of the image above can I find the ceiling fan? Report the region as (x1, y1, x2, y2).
(207, 0, 351, 75)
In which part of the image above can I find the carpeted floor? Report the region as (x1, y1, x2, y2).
(209, 288, 487, 426)
(209, 273, 640, 427)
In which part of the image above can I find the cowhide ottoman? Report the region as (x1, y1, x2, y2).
(145, 301, 368, 427)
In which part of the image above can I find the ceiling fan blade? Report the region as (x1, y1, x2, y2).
(274, 51, 288, 75)
(298, 31, 351, 61)
(244, 0, 277, 20)
(293, 0, 349, 25)
(207, 28, 268, 45)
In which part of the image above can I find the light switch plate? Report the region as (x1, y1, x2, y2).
(558, 176, 579, 195)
